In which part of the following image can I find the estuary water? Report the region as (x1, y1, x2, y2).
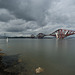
(0, 38, 75, 75)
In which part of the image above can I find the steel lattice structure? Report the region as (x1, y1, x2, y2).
(50, 29, 75, 39)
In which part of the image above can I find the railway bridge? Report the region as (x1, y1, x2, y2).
(37, 29, 75, 39)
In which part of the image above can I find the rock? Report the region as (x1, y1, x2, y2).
(0, 49, 3, 51)
(18, 59, 22, 63)
(0, 53, 5, 56)
(35, 67, 44, 74)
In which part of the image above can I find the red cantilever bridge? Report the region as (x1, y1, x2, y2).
(37, 29, 75, 39)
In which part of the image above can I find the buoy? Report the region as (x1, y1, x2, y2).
(6, 37, 8, 43)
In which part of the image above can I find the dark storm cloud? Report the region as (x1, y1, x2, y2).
(4, 19, 39, 33)
(0, 9, 15, 22)
(0, 0, 54, 35)
(0, 0, 52, 23)
(0, 0, 75, 36)
(7, 27, 24, 32)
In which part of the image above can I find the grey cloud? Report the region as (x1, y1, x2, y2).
(3, 19, 39, 33)
(0, 9, 15, 22)
(7, 27, 24, 32)
(0, 0, 53, 24)
(0, 0, 75, 36)
(45, 0, 75, 26)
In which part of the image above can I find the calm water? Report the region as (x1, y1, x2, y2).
(0, 38, 75, 75)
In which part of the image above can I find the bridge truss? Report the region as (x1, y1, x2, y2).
(50, 29, 75, 39)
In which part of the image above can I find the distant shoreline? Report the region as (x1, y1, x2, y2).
(0, 37, 54, 39)
(0, 37, 75, 39)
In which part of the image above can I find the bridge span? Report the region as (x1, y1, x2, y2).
(37, 29, 75, 39)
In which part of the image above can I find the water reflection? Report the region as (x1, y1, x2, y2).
(55, 39, 67, 49)
(55, 39, 68, 54)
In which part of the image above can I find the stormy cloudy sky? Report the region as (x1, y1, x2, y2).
(0, 0, 75, 36)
